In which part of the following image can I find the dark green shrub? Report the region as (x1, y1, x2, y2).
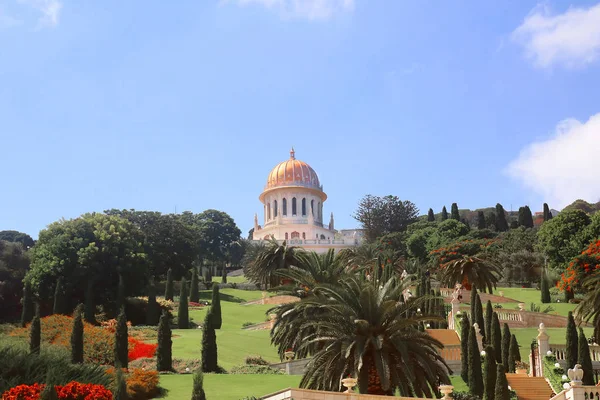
(494, 364, 509, 400)
(114, 307, 128, 368)
(566, 311, 578, 369)
(21, 282, 33, 327)
(501, 323, 511, 368)
(191, 369, 206, 400)
(30, 305, 41, 354)
(578, 328, 595, 385)
(178, 277, 189, 329)
(71, 304, 84, 364)
(211, 285, 222, 330)
(165, 268, 174, 301)
(146, 279, 159, 326)
(157, 311, 172, 372)
(468, 326, 483, 396)
(461, 314, 471, 383)
(189, 268, 199, 303)
(113, 364, 128, 400)
(201, 310, 218, 372)
(483, 345, 496, 400)
(53, 277, 67, 315)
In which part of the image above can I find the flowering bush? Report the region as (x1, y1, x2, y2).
(128, 338, 157, 361)
(2, 382, 112, 400)
(431, 239, 498, 265)
(101, 319, 133, 333)
(106, 368, 159, 400)
(1, 383, 44, 400)
(558, 239, 600, 293)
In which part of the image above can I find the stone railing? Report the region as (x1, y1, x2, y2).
(549, 344, 600, 363)
(439, 344, 462, 361)
(457, 306, 580, 329)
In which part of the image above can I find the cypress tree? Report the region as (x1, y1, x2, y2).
(468, 326, 484, 396)
(157, 311, 172, 371)
(30, 304, 41, 354)
(523, 206, 533, 228)
(201, 310, 218, 372)
(491, 312, 502, 363)
(470, 285, 478, 323)
(21, 282, 34, 327)
(461, 314, 471, 383)
(507, 334, 520, 372)
(486, 212, 497, 230)
(566, 311, 578, 369)
(540, 269, 551, 304)
(495, 204, 509, 232)
(189, 268, 200, 303)
(543, 203, 552, 221)
(484, 300, 493, 345)
(84, 278, 96, 325)
(451, 203, 460, 221)
(477, 211, 486, 230)
(461, 218, 471, 230)
(165, 268, 174, 301)
(146, 278, 159, 326)
(212, 285, 222, 329)
(53, 277, 66, 315)
(441, 206, 448, 221)
(483, 345, 497, 400)
(71, 304, 84, 364)
(116, 272, 125, 312)
(114, 307, 128, 368)
(191, 369, 207, 400)
(501, 323, 511, 369)
(178, 277, 189, 329)
(221, 266, 227, 284)
(113, 365, 128, 400)
(475, 294, 486, 343)
(494, 364, 509, 400)
(578, 328, 595, 385)
(428, 208, 435, 222)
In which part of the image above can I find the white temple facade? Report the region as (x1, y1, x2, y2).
(251, 149, 361, 253)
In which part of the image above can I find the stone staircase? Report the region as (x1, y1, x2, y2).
(505, 374, 554, 400)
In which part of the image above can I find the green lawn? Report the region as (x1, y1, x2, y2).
(450, 375, 468, 392)
(491, 287, 576, 317)
(213, 275, 248, 284)
(158, 373, 301, 400)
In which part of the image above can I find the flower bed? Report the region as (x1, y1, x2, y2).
(543, 354, 566, 393)
(2, 382, 112, 400)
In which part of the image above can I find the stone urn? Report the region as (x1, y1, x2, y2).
(284, 351, 295, 362)
(341, 377, 357, 393)
(518, 303, 525, 311)
(499, 291, 504, 297)
(439, 385, 454, 400)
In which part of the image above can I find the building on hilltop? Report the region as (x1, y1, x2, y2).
(251, 148, 362, 253)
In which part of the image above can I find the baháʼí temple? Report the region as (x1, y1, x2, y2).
(251, 148, 363, 253)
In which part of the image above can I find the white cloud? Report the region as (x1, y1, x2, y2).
(225, 0, 354, 20)
(506, 113, 600, 208)
(512, 3, 600, 68)
(18, 0, 62, 28)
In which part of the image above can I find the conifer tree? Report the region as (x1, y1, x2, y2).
(507, 334, 520, 372)
(201, 310, 218, 372)
(495, 204, 509, 232)
(30, 304, 41, 354)
(116, 272, 126, 312)
(578, 329, 595, 385)
(461, 314, 471, 383)
(165, 268, 174, 301)
(53, 277, 66, 315)
(517, 206, 534, 228)
(501, 324, 511, 369)
(483, 345, 497, 400)
(540, 269, 551, 304)
(461, 218, 471, 230)
(543, 203, 552, 221)
(71, 304, 84, 364)
(494, 364, 509, 400)
(114, 307, 128, 368)
(146, 278, 159, 326)
(491, 312, 502, 363)
(468, 326, 484, 396)
(470, 285, 478, 324)
(428, 208, 435, 222)
(189, 268, 199, 303)
(477, 211, 486, 230)
(221, 266, 227, 284)
(566, 312, 579, 369)
(486, 212, 497, 230)
(84, 278, 96, 325)
(178, 277, 189, 329)
(211, 285, 222, 329)
(451, 203, 460, 221)
(475, 294, 486, 343)
(113, 365, 128, 400)
(157, 311, 172, 371)
(21, 282, 33, 327)
(484, 300, 493, 345)
(441, 206, 448, 221)
(191, 369, 207, 400)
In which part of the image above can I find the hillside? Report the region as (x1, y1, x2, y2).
(562, 199, 600, 214)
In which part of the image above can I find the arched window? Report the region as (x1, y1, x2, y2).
(285, 232, 289, 240)
(311, 200, 314, 216)
(273, 200, 278, 217)
(302, 232, 306, 239)
(302, 198, 306, 216)
(292, 197, 297, 215)
(320, 234, 326, 240)
(291, 231, 300, 239)
(267, 203, 271, 220)
(282, 198, 287, 216)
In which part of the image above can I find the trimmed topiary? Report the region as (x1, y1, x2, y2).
(146, 278, 159, 326)
(501, 323, 511, 369)
(566, 311, 578, 370)
(189, 267, 200, 303)
(483, 345, 496, 400)
(201, 310, 218, 372)
(191, 368, 207, 400)
(71, 304, 84, 364)
(490, 312, 501, 363)
(461, 314, 471, 383)
(494, 364, 509, 400)
(468, 326, 483, 396)
(30, 304, 41, 355)
(21, 282, 33, 327)
(157, 311, 173, 372)
(165, 268, 174, 301)
(211, 285, 222, 330)
(114, 307, 128, 368)
(578, 328, 595, 385)
(178, 277, 189, 329)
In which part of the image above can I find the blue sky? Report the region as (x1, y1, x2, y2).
(2, 0, 600, 238)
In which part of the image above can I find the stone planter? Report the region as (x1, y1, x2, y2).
(516, 368, 528, 375)
(341, 377, 357, 393)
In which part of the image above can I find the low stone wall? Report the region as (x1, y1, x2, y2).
(243, 295, 301, 306)
(270, 358, 311, 375)
(262, 388, 423, 400)
(457, 306, 589, 328)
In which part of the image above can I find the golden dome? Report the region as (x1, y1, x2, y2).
(265, 148, 322, 191)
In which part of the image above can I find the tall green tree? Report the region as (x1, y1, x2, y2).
(178, 277, 189, 329)
(484, 300, 493, 345)
(468, 326, 484, 396)
(352, 195, 419, 241)
(495, 204, 509, 232)
(0, 230, 35, 248)
(116, 272, 126, 312)
(470, 286, 478, 325)
(21, 282, 33, 327)
(221, 266, 227, 284)
(566, 311, 578, 369)
(113, 365, 128, 400)
(494, 364, 509, 400)
(578, 329, 595, 385)
(52, 277, 66, 315)
(501, 324, 511, 369)
(541, 268, 551, 303)
(244, 238, 302, 289)
(475, 294, 486, 343)
(441, 206, 448, 221)
(477, 211, 486, 230)
(543, 203, 553, 222)
(157, 311, 172, 371)
(114, 307, 128, 368)
(518, 206, 534, 228)
(30, 304, 41, 354)
(191, 369, 207, 400)
(451, 203, 460, 221)
(146, 278, 159, 326)
(461, 314, 471, 383)
(490, 312, 502, 363)
(486, 212, 497, 230)
(483, 345, 497, 400)
(0, 240, 30, 322)
(189, 267, 199, 303)
(507, 334, 520, 372)
(165, 268, 174, 301)
(84, 278, 96, 325)
(71, 304, 84, 364)
(428, 208, 435, 222)
(211, 285, 222, 329)
(201, 310, 218, 373)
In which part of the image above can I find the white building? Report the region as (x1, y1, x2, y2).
(251, 148, 362, 253)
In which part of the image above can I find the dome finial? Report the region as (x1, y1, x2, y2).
(290, 147, 295, 160)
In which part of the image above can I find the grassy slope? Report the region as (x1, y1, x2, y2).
(491, 287, 576, 317)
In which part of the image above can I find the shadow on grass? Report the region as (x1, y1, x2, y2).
(197, 291, 245, 304)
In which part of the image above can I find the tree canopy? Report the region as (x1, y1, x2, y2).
(353, 195, 418, 241)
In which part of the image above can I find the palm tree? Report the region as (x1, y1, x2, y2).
(575, 271, 600, 343)
(270, 276, 450, 395)
(439, 255, 502, 293)
(243, 237, 302, 289)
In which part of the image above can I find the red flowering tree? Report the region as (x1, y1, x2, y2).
(558, 239, 600, 294)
